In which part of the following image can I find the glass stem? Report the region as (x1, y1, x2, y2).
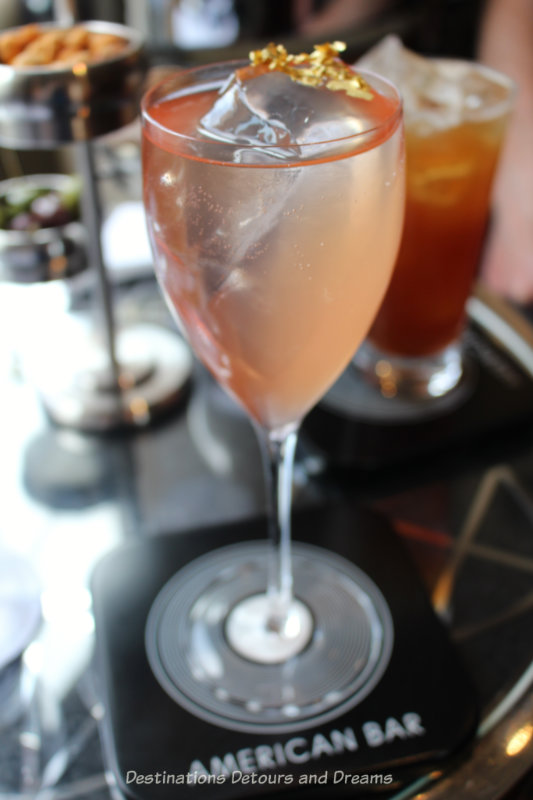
(253, 421, 299, 634)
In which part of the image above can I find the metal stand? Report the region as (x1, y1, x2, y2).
(38, 141, 193, 432)
(0, 17, 191, 431)
(76, 139, 122, 395)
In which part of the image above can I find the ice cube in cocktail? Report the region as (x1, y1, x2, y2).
(198, 65, 373, 158)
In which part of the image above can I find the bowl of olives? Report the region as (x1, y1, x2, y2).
(0, 173, 87, 282)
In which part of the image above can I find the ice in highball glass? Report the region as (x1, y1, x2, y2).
(141, 44, 405, 732)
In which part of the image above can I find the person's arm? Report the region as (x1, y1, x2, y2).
(478, 0, 533, 303)
(295, 0, 390, 38)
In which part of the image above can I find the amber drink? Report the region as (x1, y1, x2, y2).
(357, 38, 514, 399)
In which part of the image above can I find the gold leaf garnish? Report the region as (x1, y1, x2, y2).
(249, 41, 373, 100)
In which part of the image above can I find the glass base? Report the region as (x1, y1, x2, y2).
(226, 594, 313, 664)
(354, 340, 463, 401)
(35, 324, 192, 431)
(145, 541, 394, 734)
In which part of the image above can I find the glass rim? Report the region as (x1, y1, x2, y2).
(389, 56, 516, 131)
(140, 58, 403, 153)
(428, 56, 517, 119)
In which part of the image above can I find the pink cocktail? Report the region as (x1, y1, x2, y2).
(142, 47, 405, 732)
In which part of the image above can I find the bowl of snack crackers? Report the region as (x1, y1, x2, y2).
(0, 20, 145, 147)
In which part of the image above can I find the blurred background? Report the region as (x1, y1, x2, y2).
(0, 0, 486, 179)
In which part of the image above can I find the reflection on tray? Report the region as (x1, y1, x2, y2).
(302, 289, 533, 471)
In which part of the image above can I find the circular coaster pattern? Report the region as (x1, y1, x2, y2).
(145, 541, 394, 734)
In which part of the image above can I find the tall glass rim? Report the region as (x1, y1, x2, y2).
(141, 59, 403, 163)
(422, 57, 516, 123)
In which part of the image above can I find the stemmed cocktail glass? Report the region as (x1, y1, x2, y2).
(141, 49, 405, 733)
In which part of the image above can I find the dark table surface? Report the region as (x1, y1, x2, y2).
(1, 276, 533, 800)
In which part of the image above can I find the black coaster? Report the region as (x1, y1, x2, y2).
(92, 503, 477, 799)
(302, 315, 533, 471)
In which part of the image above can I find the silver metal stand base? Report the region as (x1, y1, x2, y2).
(38, 324, 193, 431)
